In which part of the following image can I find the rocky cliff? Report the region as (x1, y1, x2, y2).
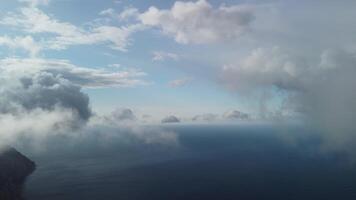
(0, 147, 36, 200)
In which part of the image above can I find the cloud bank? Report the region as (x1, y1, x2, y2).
(221, 47, 356, 152)
(0, 60, 176, 151)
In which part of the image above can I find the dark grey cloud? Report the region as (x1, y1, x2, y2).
(161, 115, 180, 123)
(0, 71, 91, 121)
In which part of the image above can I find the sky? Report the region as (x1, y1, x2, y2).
(0, 0, 356, 127)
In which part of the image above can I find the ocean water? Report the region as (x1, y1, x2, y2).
(23, 124, 356, 200)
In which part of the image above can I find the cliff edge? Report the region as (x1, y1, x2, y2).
(0, 147, 36, 200)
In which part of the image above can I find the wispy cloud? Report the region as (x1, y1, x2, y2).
(168, 77, 192, 88)
(152, 51, 179, 61)
(0, 3, 143, 53)
(18, 0, 50, 7)
(0, 58, 149, 88)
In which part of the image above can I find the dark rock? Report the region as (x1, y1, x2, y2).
(0, 147, 36, 200)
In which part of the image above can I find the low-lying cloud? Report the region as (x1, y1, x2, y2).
(223, 110, 249, 121)
(221, 47, 356, 153)
(192, 113, 218, 122)
(103, 108, 137, 124)
(0, 61, 177, 152)
(161, 115, 180, 123)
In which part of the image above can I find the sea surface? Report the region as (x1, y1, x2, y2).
(22, 124, 356, 200)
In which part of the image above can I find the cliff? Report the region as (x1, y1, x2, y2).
(0, 147, 36, 200)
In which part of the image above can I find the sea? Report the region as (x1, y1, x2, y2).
(21, 124, 356, 200)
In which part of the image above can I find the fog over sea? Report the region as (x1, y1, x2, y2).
(21, 124, 356, 200)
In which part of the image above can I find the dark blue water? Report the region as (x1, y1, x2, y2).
(23, 125, 356, 200)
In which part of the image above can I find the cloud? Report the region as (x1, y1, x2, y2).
(0, 35, 41, 57)
(168, 77, 192, 88)
(221, 47, 307, 92)
(0, 108, 80, 148)
(108, 63, 121, 68)
(223, 110, 249, 121)
(0, 2, 177, 152)
(0, 110, 179, 153)
(192, 113, 218, 122)
(139, 0, 254, 44)
(161, 115, 180, 123)
(99, 8, 116, 17)
(0, 62, 176, 151)
(104, 108, 137, 124)
(119, 7, 140, 21)
(221, 46, 356, 152)
(152, 51, 179, 61)
(0, 58, 148, 88)
(0, 5, 143, 52)
(0, 67, 92, 149)
(0, 71, 91, 121)
(99, 7, 139, 22)
(18, 0, 50, 7)
(299, 49, 356, 152)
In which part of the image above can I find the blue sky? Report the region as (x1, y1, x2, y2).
(0, 0, 253, 120)
(1, 0, 355, 123)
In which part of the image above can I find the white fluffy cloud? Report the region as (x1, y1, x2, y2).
(0, 108, 179, 152)
(0, 35, 41, 57)
(139, 0, 254, 44)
